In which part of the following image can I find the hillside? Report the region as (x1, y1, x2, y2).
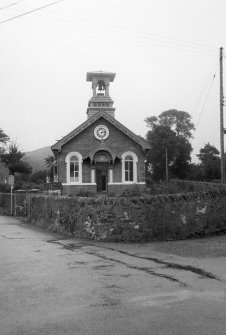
(24, 146, 53, 172)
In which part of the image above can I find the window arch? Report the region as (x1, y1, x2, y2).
(121, 152, 138, 183)
(65, 152, 83, 184)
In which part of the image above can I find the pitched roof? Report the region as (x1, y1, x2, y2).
(51, 111, 150, 151)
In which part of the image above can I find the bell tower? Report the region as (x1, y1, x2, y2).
(86, 71, 116, 119)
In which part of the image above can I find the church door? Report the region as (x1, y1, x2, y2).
(96, 163, 108, 193)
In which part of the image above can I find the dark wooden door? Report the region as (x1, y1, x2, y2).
(96, 163, 108, 193)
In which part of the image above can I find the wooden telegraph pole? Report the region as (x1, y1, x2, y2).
(220, 47, 225, 184)
(165, 148, 169, 183)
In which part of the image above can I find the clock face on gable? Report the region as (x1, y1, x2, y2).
(94, 125, 109, 140)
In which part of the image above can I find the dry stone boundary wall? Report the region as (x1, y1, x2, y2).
(29, 190, 226, 242)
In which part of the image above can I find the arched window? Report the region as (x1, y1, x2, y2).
(65, 152, 83, 184)
(125, 155, 133, 181)
(121, 152, 138, 183)
(70, 156, 79, 182)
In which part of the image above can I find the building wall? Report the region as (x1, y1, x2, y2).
(57, 116, 146, 194)
(63, 184, 96, 196)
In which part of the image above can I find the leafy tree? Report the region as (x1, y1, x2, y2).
(146, 125, 178, 180)
(1, 142, 32, 175)
(44, 155, 55, 181)
(197, 143, 220, 164)
(196, 143, 220, 180)
(186, 163, 204, 181)
(171, 136, 193, 178)
(145, 109, 195, 139)
(145, 109, 195, 180)
(0, 128, 9, 154)
(29, 170, 48, 184)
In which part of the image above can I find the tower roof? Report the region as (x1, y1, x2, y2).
(86, 71, 116, 82)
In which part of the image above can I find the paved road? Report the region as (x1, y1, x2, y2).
(1, 216, 226, 335)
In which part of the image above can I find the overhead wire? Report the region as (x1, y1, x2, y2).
(190, 60, 219, 117)
(34, 9, 218, 55)
(194, 69, 217, 133)
(0, 0, 218, 56)
(0, 0, 65, 25)
(0, 0, 24, 11)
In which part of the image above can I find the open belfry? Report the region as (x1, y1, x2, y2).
(51, 71, 150, 195)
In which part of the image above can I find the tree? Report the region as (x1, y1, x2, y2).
(196, 143, 220, 180)
(171, 136, 193, 178)
(44, 155, 55, 181)
(1, 142, 32, 175)
(0, 128, 9, 154)
(145, 109, 195, 180)
(145, 109, 195, 139)
(146, 125, 178, 180)
(29, 170, 48, 184)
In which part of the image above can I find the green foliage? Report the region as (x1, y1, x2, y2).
(196, 143, 221, 181)
(70, 190, 96, 197)
(197, 143, 220, 164)
(29, 170, 48, 184)
(186, 163, 204, 181)
(44, 155, 55, 169)
(145, 109, 195, 139)
(146, 125, 178, 180)
(171, 136, 193, 178)
(13, 181, 43, 191)
(145, 109, 194, 180)
(0, 183, 11, 193)
(0, 129, 9, 154)
(120, 185, 142, 197)
(44, 155, 55, 180)
(1, 142, 32, 175)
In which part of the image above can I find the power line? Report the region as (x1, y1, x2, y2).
(30, 7, 218, 55)
(191, 61, 219, 117)
(0, 0, 65, 25)
(45, 5, 217, 52)
(0, 0, 218, 56)
(194, 71, 217, 132)
(0, 1, 24, 11)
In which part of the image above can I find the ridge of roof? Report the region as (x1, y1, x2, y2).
(51, 111, 150, 151)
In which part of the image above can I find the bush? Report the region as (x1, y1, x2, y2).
(71, 190, 96, 197)
(120, 185, 142, 197)
(0, 183, 10, 193)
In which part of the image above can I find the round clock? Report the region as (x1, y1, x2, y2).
(94, 125, 109, 140)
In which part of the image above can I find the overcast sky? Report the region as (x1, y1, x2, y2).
(0, 0, 226, 161)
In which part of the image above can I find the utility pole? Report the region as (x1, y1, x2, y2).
(220, 47, 225, 184)
(165, 148, 169, 183)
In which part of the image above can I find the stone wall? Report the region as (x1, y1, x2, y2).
(28, 189, 226, 242)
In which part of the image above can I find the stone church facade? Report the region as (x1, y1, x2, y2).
(51, 71, 150, 195)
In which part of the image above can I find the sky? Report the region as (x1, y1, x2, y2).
(0, 0, 226, 162)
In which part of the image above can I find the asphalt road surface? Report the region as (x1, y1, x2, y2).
(1, 216, 226, 335)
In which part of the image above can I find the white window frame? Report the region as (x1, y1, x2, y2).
(65, 152, 83, 184)
(121, 151, 138, 183)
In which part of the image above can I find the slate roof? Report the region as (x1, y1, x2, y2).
(51, 111, 150, 152)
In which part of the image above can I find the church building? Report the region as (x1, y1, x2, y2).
(51, 71, 150, 195)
